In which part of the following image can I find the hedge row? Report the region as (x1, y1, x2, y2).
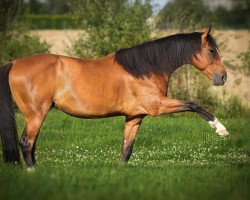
(21, 15, 81, 29)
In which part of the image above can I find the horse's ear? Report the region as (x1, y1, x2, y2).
(201, 26, 212, 45)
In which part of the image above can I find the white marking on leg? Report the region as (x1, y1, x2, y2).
(208, 117, 229, 137)
(124, 140, 127, 143)
(27, 167, 35, 172)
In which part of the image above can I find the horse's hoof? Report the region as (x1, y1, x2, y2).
(27, 167, 35, 172)
(119, 160, 128, 167)
(217, 129, 230, 137)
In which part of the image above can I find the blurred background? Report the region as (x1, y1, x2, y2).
(0, 0, 249, 117)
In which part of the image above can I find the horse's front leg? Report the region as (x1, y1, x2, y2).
(121, 115, 145, 164)
(155, 98, 229, 137)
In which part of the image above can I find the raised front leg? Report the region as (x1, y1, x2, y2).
(121, 115, 144, 164)
(155, 98, 229, 137)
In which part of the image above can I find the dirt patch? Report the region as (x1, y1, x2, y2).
(32, 30, 84, 56)
(213, 30, 250, 66)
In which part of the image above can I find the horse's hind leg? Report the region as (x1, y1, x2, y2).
(20, 117, 42, 168)
(19, 107, 50, 169)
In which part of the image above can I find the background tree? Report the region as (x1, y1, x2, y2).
(0, 0, 50, 65)
(212, 0, 250, 28)
(69, 0, 152, 58)
(27, 0, 41, 14)
(0, 0, 22, 31)
(157, 0, 250, 30)
(156, 0, 211, 30)
(25, 0, 70, 15)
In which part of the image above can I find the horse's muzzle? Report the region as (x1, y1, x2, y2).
(213, 73, 227, 86)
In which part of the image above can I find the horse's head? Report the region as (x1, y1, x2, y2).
(192, 27, 227, 86)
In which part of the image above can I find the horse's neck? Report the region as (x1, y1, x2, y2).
(164, 51, 192, 77)
(168, 62, 189, 78)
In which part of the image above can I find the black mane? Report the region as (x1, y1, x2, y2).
(115, 32, 218, 77)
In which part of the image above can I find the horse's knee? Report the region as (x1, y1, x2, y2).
(147, 98, 186, 116)
(146, 102, 161, 116)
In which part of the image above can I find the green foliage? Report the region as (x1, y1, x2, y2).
(24, 0, 70, 15)
(27, 0, 41, 14)
(0, 22, 50, 65)
(0, 0, 22, 32)
(223, 97, 250, 118)
(212, 0, 250, 29)
(0, 33, 50, 64)
(69, 0, 152, 58)
(238, 43, 250, 73)
(0, 111, 249, 200)
(21, 14, 78, 29)
(157, 0, 250, 30)
(157, 0, 211, 30)
(0, 1, 50, 65)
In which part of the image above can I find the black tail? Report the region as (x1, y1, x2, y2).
(0, 63, 20, 164)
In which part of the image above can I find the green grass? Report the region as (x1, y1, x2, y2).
(0, 110, 249, 200)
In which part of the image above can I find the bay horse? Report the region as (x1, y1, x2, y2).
(0, 27, 229, 170)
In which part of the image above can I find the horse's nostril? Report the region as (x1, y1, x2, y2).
(222, 75, 227, 83)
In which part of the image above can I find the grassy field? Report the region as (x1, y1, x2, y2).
(0, 110, 249, 200)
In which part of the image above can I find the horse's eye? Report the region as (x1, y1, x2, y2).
(209, 49, 214, 53)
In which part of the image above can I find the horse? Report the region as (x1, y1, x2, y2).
(0, 27, 229, 171)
